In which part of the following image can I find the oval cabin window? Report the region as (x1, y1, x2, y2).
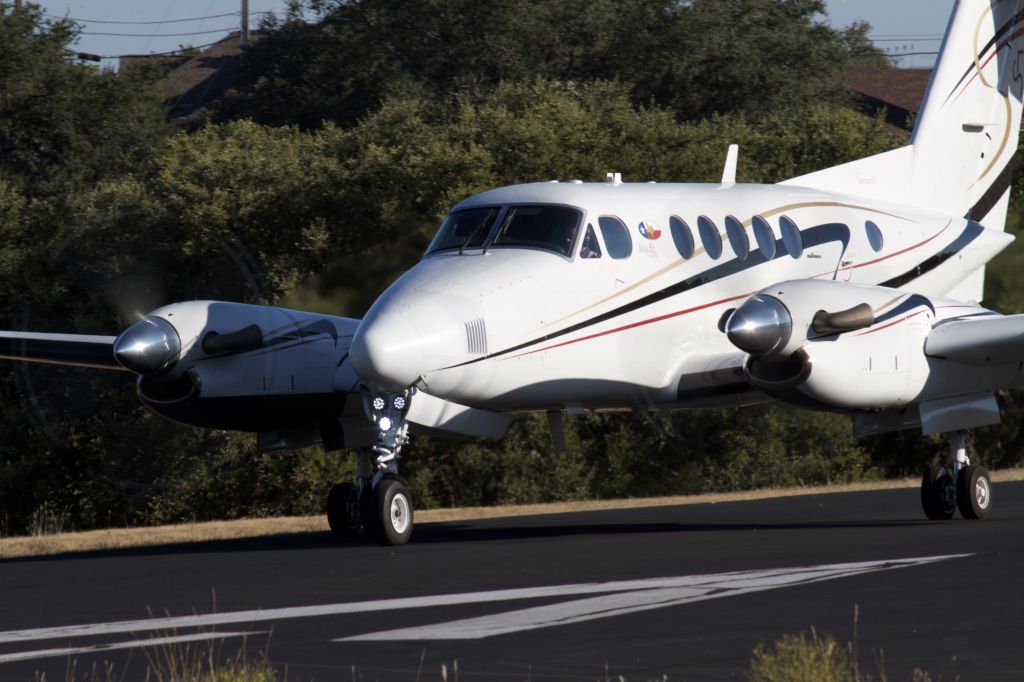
(752, 215, 776, 260)
(697, 215, 722, 260)
(669, 215, 695, 259)
(724, 215, 749, 260)
(866, 220, 884, 252)
(779, 215, 803, 259)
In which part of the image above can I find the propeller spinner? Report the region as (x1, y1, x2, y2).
(725, 294, 793, 355)
(112, 317, 181, 374)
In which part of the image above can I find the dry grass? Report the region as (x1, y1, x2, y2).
(4, 469, 1023, 560)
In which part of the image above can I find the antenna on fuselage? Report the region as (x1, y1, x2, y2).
(720, 144, 738, 187)
(605, 172, 622, 186)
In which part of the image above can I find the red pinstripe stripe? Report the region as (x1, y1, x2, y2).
(856, 309, 929, 336)
(511, 292, 752, 358)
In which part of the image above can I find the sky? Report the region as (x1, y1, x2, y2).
(29, 0, 957, 70)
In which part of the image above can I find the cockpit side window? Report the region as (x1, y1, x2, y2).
(580, 224, 602, 259)
(598, 216, 632, 259)
(491, 205, 582, 257)
(426, 206, 500, 254)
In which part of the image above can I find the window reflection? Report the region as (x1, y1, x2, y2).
(580, 224, 602, 258)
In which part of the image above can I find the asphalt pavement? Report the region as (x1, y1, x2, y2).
(2, 482, 1023, 681)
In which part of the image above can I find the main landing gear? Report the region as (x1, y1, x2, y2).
(920, 430, 992, 521)
(326, 390, 416, 546)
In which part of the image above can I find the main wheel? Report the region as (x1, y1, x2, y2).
(326, 482, 360, 539)
(921, 465, 956, 520)
(956, 465, 992, 520)
(363, 478, 414, 546)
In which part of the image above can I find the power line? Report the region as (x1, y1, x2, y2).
(870, 37, 943, 42)
(46, 11, 238, 25)
(869, 33, 946, 38)
(81, 27, 238, 38)
(94, 41, 223, 59)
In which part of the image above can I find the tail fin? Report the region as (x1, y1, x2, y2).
(783, 0, 1024, 232)
(911, 0, 1024, 228)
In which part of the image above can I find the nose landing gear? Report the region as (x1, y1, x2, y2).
(920, 430, 992, 521)
(326, 390, 416, 546)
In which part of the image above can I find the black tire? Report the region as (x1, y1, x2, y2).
(364, 479, 414, 546)
(956, 465, 992, 520)
(326, 482, 360, 539)
(921, 465, 955, 520)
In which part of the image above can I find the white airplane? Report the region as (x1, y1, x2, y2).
(1, 0, 1022, 545)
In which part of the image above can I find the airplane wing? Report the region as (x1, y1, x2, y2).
(925, 315, 1024, 365)
(0, 331, 124, 371)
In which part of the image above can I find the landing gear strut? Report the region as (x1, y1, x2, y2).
(920, 430, 992, 521)
(326, 389, 416, 545)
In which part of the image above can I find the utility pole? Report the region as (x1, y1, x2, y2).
(240, 0, 250, 46)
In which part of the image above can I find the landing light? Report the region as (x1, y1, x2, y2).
(372, 397, 386, 411)
(379, 417, 393, 431)
(393, 396, 406, 410)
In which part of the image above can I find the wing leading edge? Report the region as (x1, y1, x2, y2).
(925, 315, 1024, 365)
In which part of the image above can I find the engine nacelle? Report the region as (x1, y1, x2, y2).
(728, 280, 938, 410)
(126, 301, 360, 433)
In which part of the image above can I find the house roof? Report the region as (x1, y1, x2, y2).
(845, 67, 931, 133)
(846, 67, 932, 114)
(120, 32, 259, 127)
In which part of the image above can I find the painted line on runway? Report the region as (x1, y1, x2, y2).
(335, 555, 965, 640)
(0, 631, 266, 665)
(0, 555, 968, 649)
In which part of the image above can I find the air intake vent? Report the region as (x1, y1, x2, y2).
(465, 318, 488, 355)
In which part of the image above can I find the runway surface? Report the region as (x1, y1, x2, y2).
(3, 482, 1024, 681)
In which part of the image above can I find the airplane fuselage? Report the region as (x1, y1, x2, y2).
(351, 181, 1013, 412)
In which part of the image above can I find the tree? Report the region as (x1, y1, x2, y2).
(0, 4, 170, 196)
(220, 0, 889, 128)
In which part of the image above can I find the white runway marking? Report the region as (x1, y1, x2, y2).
(0, 555, 967, 654)
(0, 631, 265, 665)
(336, 555, 964, 640)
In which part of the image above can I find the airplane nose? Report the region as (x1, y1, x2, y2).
(350, 291, 484, 393)
(349, 309, 427, 393)
(113, 317, 181, 374)
(725, 294, 792, 356)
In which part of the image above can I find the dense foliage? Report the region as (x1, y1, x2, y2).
(220, 0, 886, 127)
(0, 1, 1021, 536)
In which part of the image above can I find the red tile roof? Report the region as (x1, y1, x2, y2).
(846, 67, 932, 114)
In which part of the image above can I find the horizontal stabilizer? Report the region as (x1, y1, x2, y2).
(780, 146, 913, 206)
(925, 315, 1024, 364)
(0, 331, 124, 371)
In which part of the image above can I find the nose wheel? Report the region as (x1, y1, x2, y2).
(325, 389, 417, 545)
(361, 478, 414, 545)
(919, 430, 992, 521)
(326, 477, 416, 545)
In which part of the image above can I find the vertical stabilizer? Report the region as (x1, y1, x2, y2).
(911, 0, 1024, 228)
(783, 0, 1024, 232)
(780, 0, 1024, 302)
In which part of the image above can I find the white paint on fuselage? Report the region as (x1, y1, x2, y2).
(358, 181, 1008, 411)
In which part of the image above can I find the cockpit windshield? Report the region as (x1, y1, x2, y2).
(426, 206, 500, 254)
(490, 205, 581, 257)
(426, 204, 583, 257)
